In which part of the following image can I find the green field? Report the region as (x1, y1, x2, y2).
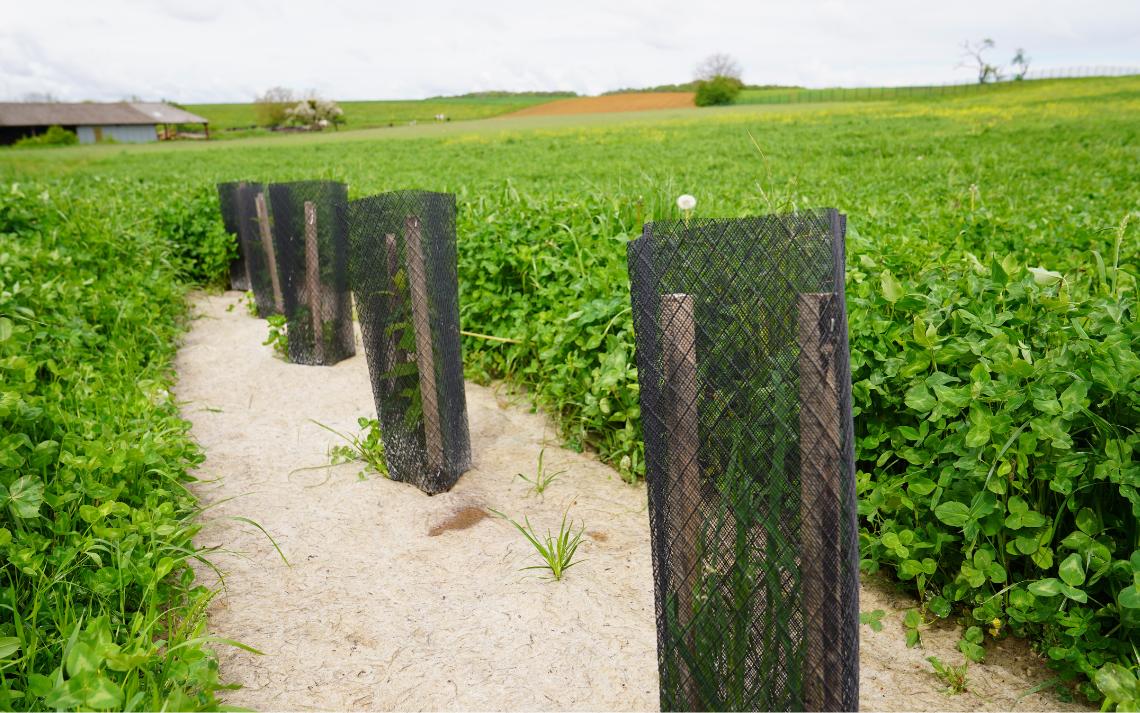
(1, 76, 1138, 709)
(734, 76, 1076, 104)
(185, 94, 570, 137)
(739, 75, 1140, 105)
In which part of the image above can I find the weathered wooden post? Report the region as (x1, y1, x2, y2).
(303, 201, 325, 364)
(797, 291, 843, 712)
(659, 292, 702, 712)
(404, 214, 444, 472)
(255, 192, 284, 313)
(233, 184, 279, 318)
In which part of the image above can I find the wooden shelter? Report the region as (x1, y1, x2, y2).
(0, 102, 208, 145)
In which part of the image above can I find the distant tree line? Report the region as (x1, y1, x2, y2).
(429, 91, 578, 99)
(603, 81, 797, 95)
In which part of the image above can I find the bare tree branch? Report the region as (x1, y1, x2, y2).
(694, 53, 743, 81)
(254, 87, 297, 127)
(958, 39, 1002, 84)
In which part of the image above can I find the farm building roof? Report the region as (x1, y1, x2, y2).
(128, 103, 208, 124)
(0, 102, 207, 127)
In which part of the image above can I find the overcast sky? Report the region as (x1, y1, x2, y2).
(2, 0, 1138, 103)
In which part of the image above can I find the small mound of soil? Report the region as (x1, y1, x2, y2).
(428, 506, 488, 536)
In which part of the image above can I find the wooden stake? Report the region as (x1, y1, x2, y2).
(797, 291, 843, 712)
(303, 201, 324, 363)
(404, 215, 443, 471)
(255, 192, 284, 313)
(660, 292, 701, 711)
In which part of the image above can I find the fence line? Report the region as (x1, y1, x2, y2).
(736, 66, 1140, 106)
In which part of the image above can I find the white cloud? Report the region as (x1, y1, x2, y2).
(1, 0, 1137, 102)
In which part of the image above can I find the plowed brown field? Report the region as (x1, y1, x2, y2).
(505, 92, 696, 117)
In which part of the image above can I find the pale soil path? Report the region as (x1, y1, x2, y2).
(176, 291, 1088, 712)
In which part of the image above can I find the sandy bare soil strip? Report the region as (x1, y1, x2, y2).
(504, 92, 695, 117)
(177, 291, 1087, 711)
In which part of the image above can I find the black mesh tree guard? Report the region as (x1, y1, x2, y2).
(235, 182, 284, 319)
(627, 209, 859, 712)
(348, 191, 470, 494)
(266, 181, 356, 366)
(216, 181, 250, 291)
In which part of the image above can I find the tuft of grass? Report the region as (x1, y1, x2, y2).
(491, 508, 585, 580)
(313, 417, 388, 479)
(928, 656, 970, 695)
(516, 446, 567, 495)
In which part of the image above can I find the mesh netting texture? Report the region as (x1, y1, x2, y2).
(266, 181, 356, 366)
(627, 209, 859, 712)
(348, 191, 470, 494)
(235, 182, 284, 319)
(216, 181, 250, 291)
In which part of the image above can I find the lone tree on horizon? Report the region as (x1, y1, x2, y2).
(254, 86, 297, 127)
(693, 53, 744, 106)
(1011, 48, 1031, 80)
(960, 39, 1002, 84)
(695, 53, 743, 82)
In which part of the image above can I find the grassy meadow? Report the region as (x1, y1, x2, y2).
(1, 75, 1138, 709)
(733, 75, 1094, 104)
(185, 94, 571, 137)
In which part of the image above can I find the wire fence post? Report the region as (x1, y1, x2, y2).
(629, 210, 860, 712)
(347, 191, 471, 494)
(264, 181, 354, 366)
